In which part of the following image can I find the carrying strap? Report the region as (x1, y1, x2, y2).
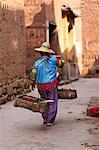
(34, 57, 48, 68)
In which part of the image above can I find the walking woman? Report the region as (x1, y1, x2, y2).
(29, 42, 64, 126)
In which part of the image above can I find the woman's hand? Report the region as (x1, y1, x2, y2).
(30, 80, 35, 90)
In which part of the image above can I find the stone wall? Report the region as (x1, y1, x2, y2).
(81, 0, 99, 76)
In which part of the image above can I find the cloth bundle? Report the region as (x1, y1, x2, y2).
(14, 95, 49, 113)
(58, 88, 77, 99)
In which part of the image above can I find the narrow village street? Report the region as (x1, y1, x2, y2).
(0, 78, 99, 150)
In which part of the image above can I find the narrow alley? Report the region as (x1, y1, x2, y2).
(0, 78, 99, 150)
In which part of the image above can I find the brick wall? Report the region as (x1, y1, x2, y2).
(0, 0, 26, 84)
(81, 0, 99, 76)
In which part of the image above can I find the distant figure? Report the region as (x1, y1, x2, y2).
(29, 42, 64, 126)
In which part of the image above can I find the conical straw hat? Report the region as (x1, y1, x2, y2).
(34, 42, 55, 54)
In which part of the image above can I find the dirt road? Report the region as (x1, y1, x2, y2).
(0, 78, 99, 150)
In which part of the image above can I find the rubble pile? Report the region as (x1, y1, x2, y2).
(0, 78, 31, 105)
(87, 97, 99, 117)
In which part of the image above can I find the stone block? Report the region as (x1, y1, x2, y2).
(0, 87, 2, 97)
(13, 88, 17, 95)
(7, 95, 11, 101)
(0, 95, 8, 104)
(23, 88, 31, 93)
(17, 88, 23, 94)
(2, 86, 7, 95)
(87, 97, 99, 117)
(7, 85, 13, 96)
(13, 81, 19, 88)
(24, 80, 30, 89)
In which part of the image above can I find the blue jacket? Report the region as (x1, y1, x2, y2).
(33, 55, 57, 83)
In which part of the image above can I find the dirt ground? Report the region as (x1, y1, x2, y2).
(0, 78, 99, 150)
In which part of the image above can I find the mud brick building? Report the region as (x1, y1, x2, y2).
(0, 0, 99, 104)
(81, 0, 99, 77)
(24, 0, 55, 72)
(24, 0, 82, 80)
(0, 0, 99, 82)
(0, 0, 25, 83)
(0, 0, 29, 105)
(25, 0, 99, 78)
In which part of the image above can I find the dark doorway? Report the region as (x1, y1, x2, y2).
(49, 22, 60, 54)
